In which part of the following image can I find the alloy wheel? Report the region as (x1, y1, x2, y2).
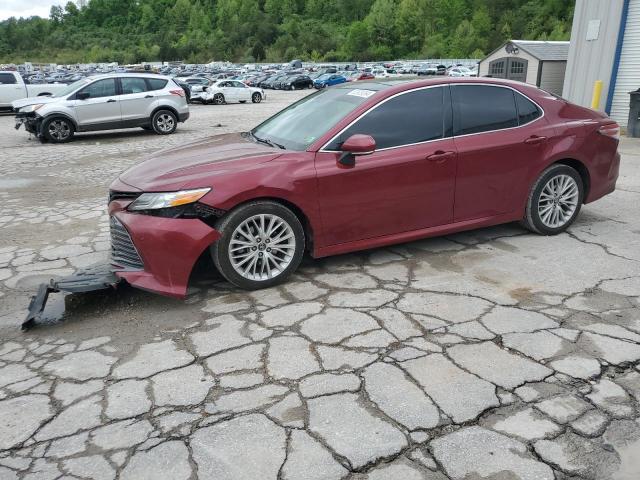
(228, 214, 296, 281)
(537, 174, 579, 228)
(214, 94, 224, 105)
(48, 120, 71, 141)
(155, 114, 175, 133)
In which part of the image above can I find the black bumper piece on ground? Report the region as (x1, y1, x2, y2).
(22, 263, 120, 331)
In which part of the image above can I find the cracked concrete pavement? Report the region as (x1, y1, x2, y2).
(1, 90, 640, 479)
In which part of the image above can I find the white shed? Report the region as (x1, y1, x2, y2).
(478, 40, 569, 95)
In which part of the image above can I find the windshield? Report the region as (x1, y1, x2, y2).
(251, 87, 375, 151)
(317, 74, 331, 80)
(53, 78, 91, 98)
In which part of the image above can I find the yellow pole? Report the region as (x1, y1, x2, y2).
(591, 80, 603, 110)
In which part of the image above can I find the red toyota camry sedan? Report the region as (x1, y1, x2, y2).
(108, 78, 620, 297)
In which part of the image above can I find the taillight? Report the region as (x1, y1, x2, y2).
(170, 89, 186, 97)
(598, 123, 620, 140)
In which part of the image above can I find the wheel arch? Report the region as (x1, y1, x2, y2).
(552, 158, 591, 202)
(150, 105, 179, 121)
(218, 196, 316, 253)
(41, 112, 78, 131)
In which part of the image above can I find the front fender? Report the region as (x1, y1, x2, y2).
(39, 111, 79, 130)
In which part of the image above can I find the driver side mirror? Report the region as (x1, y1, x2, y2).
(338, 134, 376, 167)
(76, 91, 90, 100)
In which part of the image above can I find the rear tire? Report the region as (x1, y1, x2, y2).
(211, 201, 305, 290)
(151, 110, 177, 135)
(213, 93, 225, 105)
(42, 117, 74, 143)
(521, 164, 583, 235)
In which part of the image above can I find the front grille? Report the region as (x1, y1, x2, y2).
(110, 216, 144, 270)
(109, 190, 141, 204)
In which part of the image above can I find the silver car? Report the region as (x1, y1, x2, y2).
(13, 73, 189, 143)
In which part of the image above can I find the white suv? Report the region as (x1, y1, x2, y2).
(13, 73, 189, 143)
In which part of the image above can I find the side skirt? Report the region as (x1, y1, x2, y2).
(313, 211, 522, 258)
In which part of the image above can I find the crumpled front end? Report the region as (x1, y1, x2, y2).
(14, 110, 42, 135)
(108, 184, 223, 298)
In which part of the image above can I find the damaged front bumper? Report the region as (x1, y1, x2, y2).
(14, 111, 41, 135)
(108, 193, 222, 299)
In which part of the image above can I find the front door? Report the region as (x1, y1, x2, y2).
(231, 81, 251, 102)
(72, 78, 121, 127)
(217, 81, 237, 102)
(315, 86, 457, 246)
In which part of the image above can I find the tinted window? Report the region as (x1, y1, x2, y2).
(120, 77, 148, 94)
(79, 79, 117, 99)
(232, 81, 246, 88)
(328, 87, 445, 150)
(515, 92, 541, 125)
(452, 85, 517, 135)
(147, 78, 168, 90)
(0, 73, 17, 84)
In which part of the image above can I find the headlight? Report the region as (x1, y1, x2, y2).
(20, 104, 44, 113)
(128, 188, 211, 211)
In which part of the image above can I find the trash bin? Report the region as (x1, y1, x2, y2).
(629, 89, 640, 138)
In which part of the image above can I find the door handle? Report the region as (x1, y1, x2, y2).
(145, 95, 154, 98)
(524, 135, 547, 145)
(106, 99, 117, 103)
(426, 150, 455, 163)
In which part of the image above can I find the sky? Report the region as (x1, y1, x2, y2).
(0, 0, 62, 21)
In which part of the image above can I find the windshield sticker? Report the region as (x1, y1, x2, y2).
(347, 89, 375, 98)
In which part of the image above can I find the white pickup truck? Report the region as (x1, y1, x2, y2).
(0, 71, 67, 110)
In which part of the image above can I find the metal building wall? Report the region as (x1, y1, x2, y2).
(610, 0, 640, 126)
(562, 0, 625, 110)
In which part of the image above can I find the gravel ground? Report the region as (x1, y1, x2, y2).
(1, 89, 640, 480)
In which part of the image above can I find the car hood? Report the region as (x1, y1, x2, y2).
(117, 132, 283, 191)
(12, 95, 60, 110)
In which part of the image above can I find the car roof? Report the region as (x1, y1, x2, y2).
(87, 73, 172, 81)
(369, 76, 540, 93)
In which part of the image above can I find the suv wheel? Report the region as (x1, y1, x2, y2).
(251, 92, 262, 103)
(522, 164, 583, 235)
(213, 93, 225, 105)
(211, 201, 305, 290)
(42, 117, 74, 143)
(152, 110, 177, 135)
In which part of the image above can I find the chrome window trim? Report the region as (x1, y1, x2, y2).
(318, 82, 545, 153)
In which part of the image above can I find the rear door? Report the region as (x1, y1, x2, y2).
(0, 72, 25, 106)
(71, 78, 121, 127)
(119, 77, 155, 123)
(315, 86, 457, 245)
(451, 84, 553, 221)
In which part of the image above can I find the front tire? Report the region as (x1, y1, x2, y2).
(151, 110, 177, 135)
(522, 164, 583, 235)
(42, 117, 74, 143)
(211, 201, 305, 290)
(251, 92, 262, 103)
(213, 93, 225, 105)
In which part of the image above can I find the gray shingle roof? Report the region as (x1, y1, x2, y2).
(511, 40, 570, 61)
